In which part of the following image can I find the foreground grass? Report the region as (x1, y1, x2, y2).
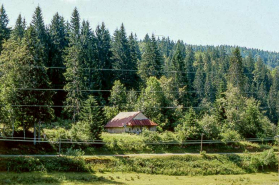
(0, 172, 278, 185)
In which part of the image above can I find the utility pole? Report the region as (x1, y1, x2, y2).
(59, 134, 61, 155)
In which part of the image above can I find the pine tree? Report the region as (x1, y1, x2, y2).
(31, 6, 48, 54)
(95, 23, 113, 100)
(63, 8, 84, 122)
(80, 20, 99, 94)
(104, 80, 127, 121)
(12, 14, 26, 40)
(79, 95, 103, 139)
(185, 46, 195, 87)
(228, 47, 244, 92)
(193, 55, 205, 100)
(138, 34, 163, 81)
(0, 26, 54, 142)
(170, 40, 186, 87)
(203, 52, 214, 102)
(70, 7, 80, 39)
(0, 5, 10, 54)
(49, 13, 68, 117)
(128, 33, 140, 88)
(111, 23, 135, 88)
(137, 77, 166, 129)
(267, 70, 279, 122)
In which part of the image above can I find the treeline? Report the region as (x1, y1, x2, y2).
(0, 5, 278, 140)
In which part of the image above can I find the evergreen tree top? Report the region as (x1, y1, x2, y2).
(0, 4, 9, 28)
(70, 7, 80, 37)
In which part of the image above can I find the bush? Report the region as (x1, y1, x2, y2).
(141, 130, 161, 143)
(70, 121, 91, 141)
(2, 157, 90, 172)
(65, 147, 85, 156)
(220, 129, 242, 144)
(102, 133, 146, 151)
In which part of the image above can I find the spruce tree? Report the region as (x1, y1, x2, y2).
(79, 95, 103, 139)
(128, 33, 140, 88)
(111, 23, 135, 88)
(0, 26, 54, 142)
(193, 55, 205, 101)
(63, 8, 84, 122)
(170, 40, 186, 87)
(70, 7, 80, 39)
(228, 47, 244, 92)
(0, 5, 10, 54)
(104, 80, 127, 121)
(80, 20, 99, 94)
(138, 34, 163, 81)
(95, 23, 113, 100)
(137, 77, 166, 129)
(31, 6, 48, 57)
(49, 13, 68, 116)
(185, 46, 195, 87)
(12, 14, 26, 40)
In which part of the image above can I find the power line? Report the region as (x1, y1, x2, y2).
(13, 88, 263, 94)
(0, 137, 274, 145)
(0, 65, 255, 75)
(0, 104, 276, 110)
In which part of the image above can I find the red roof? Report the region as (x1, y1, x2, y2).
(105, 112, 158, 128)
(127, 119, 157, 126)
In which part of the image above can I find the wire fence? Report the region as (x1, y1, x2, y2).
(0, 136, 275, 145)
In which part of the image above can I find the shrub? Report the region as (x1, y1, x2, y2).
(141, 130, 161, 143)
(102, 133, 146, 151)
(65, 147, 85, 156)
(220, 129, 242, 144)
(1, 157, 90, 172)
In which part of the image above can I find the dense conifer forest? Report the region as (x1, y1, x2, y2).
(0, 5, 278, 140)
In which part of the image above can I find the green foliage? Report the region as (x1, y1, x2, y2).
(220, 129, 242, 144)
(0, 26, 54, 132)
(102, 133, 146, 151)
(175, 108, 202, 141)
(0, 5, 279, 141)
(1, 157, 89, 172)
(79, 95, 103, 140)
(65, 147, 85, 156)
(198, 114, 220, 140)
(0, 4, 10, 53)
(11, 14, 25, 40)
(70, 121, 91, 141)
(138, 34, 163, 81)
(228, 47, 245, 92)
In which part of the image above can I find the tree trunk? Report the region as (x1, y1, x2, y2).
(34, 122, 36, 145)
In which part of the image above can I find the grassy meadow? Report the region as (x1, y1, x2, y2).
(0, 172, 278, 185)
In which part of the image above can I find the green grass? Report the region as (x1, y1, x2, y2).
(0, 172, 278, 185)
(1, 151, 277, 175)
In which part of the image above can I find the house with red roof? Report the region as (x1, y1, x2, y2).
(104, 111, 158, 133)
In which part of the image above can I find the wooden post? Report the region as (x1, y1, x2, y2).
(34, 122, 36, 145)
(38, 121, 41, 141)
(200, 133, 204, 152)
